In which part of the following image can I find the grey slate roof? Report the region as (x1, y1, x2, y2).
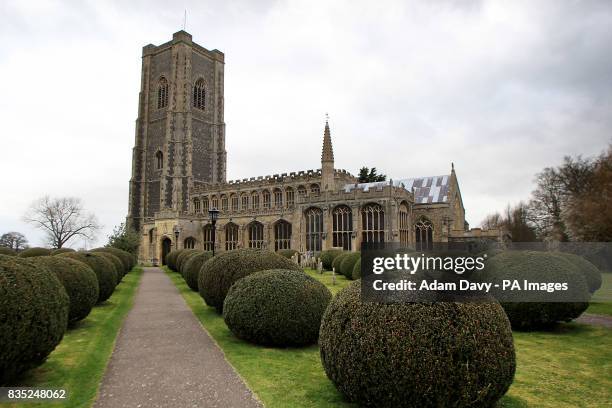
(343, 174, 451, 204)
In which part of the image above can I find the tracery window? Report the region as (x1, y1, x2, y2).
(193, 78, 205, 110)
(361, 203, 385, 243)
(203, 224, 214, 251)
(202, 197, 209, 213)
(241, 194, 249, 211)
(399, 203, 410, 247)
(310, 183, 320, 195)
(333, 205, 352, 250)
(286, 188, 295, 207)
(211, 196, 218, 210)
(248, 221, 264, 248)
(194, 198, 201, 213)
(273, 188, 283, 208)
(184, 237, 196, 249)
(221, 195, 228, 212)
(305, 207, 323, 252)
(262, 190, 271, 209)
(251, 191, 260, 210)
(156, 151, 163, 169)
(297, 185, 307, 196)
(157, 77, 168, 109)
(231, 194, 239, 212)
(274, 220, 292, 251)
(225, 222, 239, 251)
(415, 218, 434, 251)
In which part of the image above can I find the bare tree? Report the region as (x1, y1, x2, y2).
(0, 231, 29, 251)
(23, 196, 101, 249)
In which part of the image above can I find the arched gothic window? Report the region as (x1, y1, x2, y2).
(310, 183, 320, 195)
(274, 220, 292, 251)
(399, 203, 410, 247)
(333, 205, 353, 250)
(156, 151, 163, 169)
(305, 207, 323, 252)
(297, 185, 307, 196)
(262, 190, 271, 209)
(273, 188, 283, 208)
(241, 194, 249, 211)
(251, 191, 260, 210)
(221, 195, 228, 212)
(184, 237, 196, 249)
(225, 222, 239, 251)
(202, 197, 209, 212)
(194, 198, 201, 213)
(231, 194, 239, 212)
(193, 78, 205, 110)
(148, 228, 154, 244)
(211, 195, 218, 210)
(415, 218, 433, 251)
(203, 224, 214, 251)
(286, 187, 295, 207)
(157, 77, 168, 109)
(248, 222, 264, 248)
(361, 203, 385, 243)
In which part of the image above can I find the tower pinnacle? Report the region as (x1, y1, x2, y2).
(322, 115, 334, 163)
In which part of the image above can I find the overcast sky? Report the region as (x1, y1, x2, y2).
(1, 0, 611, 248)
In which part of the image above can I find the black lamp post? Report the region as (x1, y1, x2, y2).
(208, 208, 220, 256)
(173, 225, 180, 250)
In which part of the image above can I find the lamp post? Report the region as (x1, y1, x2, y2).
(208, 208, 220, 256)
(173, 225, 181, 250)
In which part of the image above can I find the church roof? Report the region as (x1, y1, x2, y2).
(343, 174, 451, 204)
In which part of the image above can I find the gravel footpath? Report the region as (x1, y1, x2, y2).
(94, 267, 261, 408)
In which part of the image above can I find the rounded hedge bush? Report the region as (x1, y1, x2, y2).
(166, 249, 184, 271)
(199, 248, 302, 313)
(340, 252, 360, 279)
(177, 249, 201, 275)
(58, 252, 117, 303)
(320, 249, 343, 270)
(50, 248, 75, 256)
(91, 247, 134, 273)
(278, 249, 298, 259)
(0, 256, 69, 384)
(31, 256, 99, 324)
(332, 252, 349, 272)
(555, 252, 602, 293)
(486, 251, 590, 329)
(223, 269, 332, 347)
(94, 252, 125, 280)
(319, 281, 516, 407)
(352, 257, 361, 280)
(18, 247, 51, 258)
(183, 251, 213, 291)
(0, 247, 16, 256)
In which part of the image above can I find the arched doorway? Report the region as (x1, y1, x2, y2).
(161, 237, 172, 265)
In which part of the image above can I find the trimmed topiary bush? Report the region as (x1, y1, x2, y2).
(486, 251, 590, 329)
(199, 248, 302, 313)
(50, 248, 75, 256)
(352, 257, 361, 280)
(94, 252, 124, 280)
(278, 249, 298, 259)
(332, 252, 349, 273)
(340, 252, 360, 279)
(0, 247, 16, 256)
(320, 249, 343, 270)
(183, 251, 213, 291)
(58, 252, 117, 303)
(223, 269, 332, 347)
(555, 252, 602, 293)
(0, 256, 69, 384)
(166, 249, 184, 271)
(319, 281, 516, 407)
(18, 247, 51, 258)
(91, 247, 134, 273)
(177, 249, 201, 275)
(31, 256, 99, 324)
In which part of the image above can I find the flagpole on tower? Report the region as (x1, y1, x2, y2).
(183, 9, 187, 31)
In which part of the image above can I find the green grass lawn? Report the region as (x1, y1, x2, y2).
(167, 267, 612, 408)
(5, 267, 143, 408)
(587, 272, 612, 316)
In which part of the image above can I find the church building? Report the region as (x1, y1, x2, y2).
(127, 31, 503, 264)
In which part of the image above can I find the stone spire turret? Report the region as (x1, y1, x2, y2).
(321, 115, 335, 191)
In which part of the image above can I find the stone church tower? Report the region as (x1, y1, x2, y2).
(127, 31, 226, 231)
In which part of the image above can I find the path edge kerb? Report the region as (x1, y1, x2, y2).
(163, 267, 264, 406)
